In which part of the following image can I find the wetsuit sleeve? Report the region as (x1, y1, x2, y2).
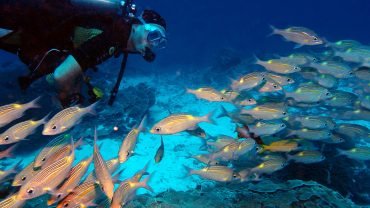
(71, 31, 118, 70)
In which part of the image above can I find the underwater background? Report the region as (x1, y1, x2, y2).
(0, 0, 370, 207)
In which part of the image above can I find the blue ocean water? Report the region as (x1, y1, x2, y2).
(0, 0, 369, 207)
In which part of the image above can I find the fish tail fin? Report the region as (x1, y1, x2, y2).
(140, 175, 154, 193)
(186, 88, 194, 94)
(2, 144, 18, 159)
(334, 148, 344, 157)
(268, 25, 279, 37)
(182, 165, 194, 178)
(75, 137, 84, 148)
(285, 129, 295, 138)
(294, 44, 303, 49)
(39, 113, 51, 124)
(253, 54, 263, 66)
(86, 101, 100, 115)
(202, 110, 216, 125)
(285, 153, 293, 162)
(111, 169, 124, 184)
(26, 96, 41, 109)
(138, 115, 147, 132)
(217, 105, 229, 119)
(11, 160, 23, 173)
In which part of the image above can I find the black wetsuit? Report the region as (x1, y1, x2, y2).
(0, 0, 132, 72)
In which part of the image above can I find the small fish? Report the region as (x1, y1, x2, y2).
(184, 165, 239, 182)
(270, 25, 323, 47)
(218, 106, 255, 125)
(150, 112, 214, 135)
(187, 88, 226, 102)
(354, 67, 370, 81)
(293, 116, 330, 129)
(233, 97, 257, 106)
(256, 57, 301, 74)
(111, 176, 152, 208)
(337, 147, 370, 161)
(186, 126, 207, 138)
(220, 89, 239, 101)
(288, 150, 325, 164)
(248, 121, 286, 136)
(335, 108, 370, 121)
(12, 161, 40, 187)
(56, 181, 103, 208)
(230, 72, 266, 91)
(287, 129, 332, 141)
(334, 123, 370, 141)
(310, 61, 353, 78)
(0, 144, 17, 160)
(261, 154, 286, 161)
(322, 134, 345, 144)
(48, 156, 93, 205)
(84, 157, 119, 183)
(42, 102, 98, 135)
(207, 135, 236, 150)
(241, 103, 287, 120)
(119, 116, 146, 163)
(359, 95, 370, 110)
(154, 137, 164, 163)
(0, 194, 26, 208)
(266, 73, 295, 86)
(191, 154, 219, 166)
(0, 97, 40, 128)
(313, 74, 338, 89)
(208, 139, 256, 162)
(259, 79, 282, 93)
(324, 90, 357, 108)
(18, 139, 74, 200)
(327, 39, 361, 51)
(285, 84, 332, 103)
(93, 128, 114, 200)
(251, 158, 287, 174)
(262, 140, 299, 152)
(278, 54, 311, 65)
(0, 116, 48, 145)
(34, 134, 71, 168)
(336, 46, 370, 63)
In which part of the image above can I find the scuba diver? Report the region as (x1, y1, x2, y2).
(0, 0, 167, 107)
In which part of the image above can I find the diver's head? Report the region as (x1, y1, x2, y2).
(128, 10, 167, 62)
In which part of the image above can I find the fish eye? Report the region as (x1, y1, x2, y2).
(313, 58, 317, 62)
(262, 77, 266, 81)
(63, 203, 69, 207)
(327, 132, 332, 136)
(26, 188, 34, 194)
(4, 136, 9, 141)
(232, 174, 238, 178)
(41, 157, 46, 162)
(57, 194, 62, 198)
(325, 92, 330, 96)
(21, 176, 26, 181)
(273, 85, 278, 89)
(52, 125, 57, 130)
(126, 152, 130, 157)
(313, 37, 318, 41)
(280, 124, 285, 128)
(155, 127, 161, 132)
(287, 78, 291, 82)
(221, 97, 225, 100)
(293, 66, 299, 70)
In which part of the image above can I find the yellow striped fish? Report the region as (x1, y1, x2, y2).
(93, 128, 114, 200)
(0, 97, 40, 128)
(48, 156, 93, 205)
(150, 112, 214, 135)
(241, 102, 287, 120)
(0, 115, 48, 145)
(57, 181, 103, 208)
(119, 116, 146, 163)
(84, 157, 119, 183)
(42, 102, 98, 135)
(0, 194, 25, 208)
(256, 57, 301, 74)
(186, 88, 226, 102)
(111, 175, 152, 208)
(34, 134, 71, 168)
(12, 161, 40, 187)
(18, 139, 75, 200)
(185, 165, 239, 182)
(230, 72, 266, 91)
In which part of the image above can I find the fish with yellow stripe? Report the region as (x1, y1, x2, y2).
(84, 157, 119, 183)
(57, 181, 104, 208)
(18, 138, 75, 200)
(287, 150, 325, 164)
(230, 72, 266, 91)
(241, 102, 287, 120)
(0, 115, 48, 145)
(0, 97, 40, 128)
(186, 87, 227, 102)
(255, 57, 301, 74)
(111, 175, 153, 208)
(93, 128, 114, 200)
(42, 102, 98, 135)
(12, 161, 40, 187)
(34, 134, 71, 168)
(150, 112, 214, 135)
(0, 194, 26, 208)
(184, 165, 240, 182)
(48, 156, 93, 205)
(119, 116, 146, 163)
